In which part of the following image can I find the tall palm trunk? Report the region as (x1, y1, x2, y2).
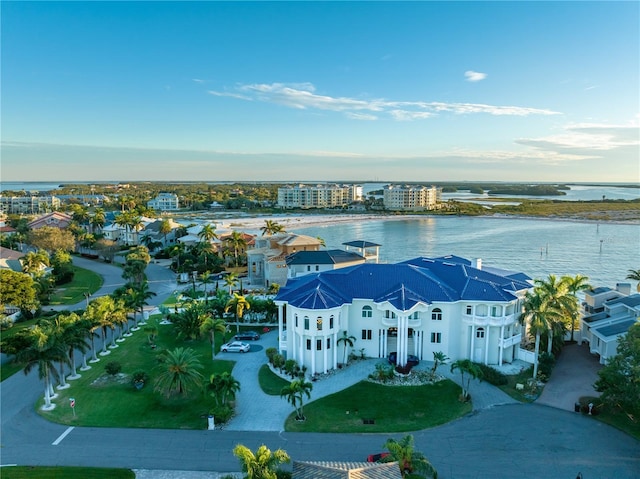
(43, 372, 53, 409)
(58, 360, 68, 388)
(533, 332, 541, 378)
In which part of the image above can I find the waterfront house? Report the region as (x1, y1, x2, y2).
(274, 255, 533, 374)
(286, 249, 366, 279)
(580, 283, 640, 364)
(247, 233, 322, 288)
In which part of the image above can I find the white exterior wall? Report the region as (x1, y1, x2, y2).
(277, 296, 525, 374)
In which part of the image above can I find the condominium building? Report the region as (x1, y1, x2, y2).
(277, 184, 362, 209)
(0, 195, 61, 215)
(382, 184, 441, 211)
(147, 193, 180, 211)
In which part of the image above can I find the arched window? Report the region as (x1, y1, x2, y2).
(304, 316, 309, 330)
(317, 316, 323, 331)
(362, 306, 373, 318)
(476, 327, 485, 339)
(431, 308, 442, 321)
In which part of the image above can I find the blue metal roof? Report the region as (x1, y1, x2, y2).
(276, 256, 532, 310)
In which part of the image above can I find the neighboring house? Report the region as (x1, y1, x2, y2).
(176, 223, 229, 247)
(147, 193, 180, 211)
(27, 211, 73, 230)
(247, 233, 322, 287)
(0, 224, 17, 236)
(139, 218, 183, 247)
(287, 249, 366, 279)
(292, 460, 401, 479)
(0, 246, 25, 272)
(274, 255, 533, 375)
(580, 283, 640, 364)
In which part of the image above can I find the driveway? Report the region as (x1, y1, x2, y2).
(537, 342, 603, 411)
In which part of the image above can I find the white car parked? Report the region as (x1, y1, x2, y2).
(220, 341, 250, 353)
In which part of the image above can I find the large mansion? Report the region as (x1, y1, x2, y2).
(274, 255, 533, 375)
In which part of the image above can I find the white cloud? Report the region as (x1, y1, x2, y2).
(345, 112, 378, 120)
(206, 82, 560, 120)
(465, 70, 487, 82)
(516, 123, 640, 152)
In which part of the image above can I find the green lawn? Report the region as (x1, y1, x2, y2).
(48, 266, 103, 305)
(39, 323, 236, 429)
(0, 466, 134, 479)
(258, 364, 291, 395)
(284, 379, 472, 433)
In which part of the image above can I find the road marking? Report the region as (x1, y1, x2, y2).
(52, 426, 74, 445)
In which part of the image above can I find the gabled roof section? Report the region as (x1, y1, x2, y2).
(276, 256, 531, 311)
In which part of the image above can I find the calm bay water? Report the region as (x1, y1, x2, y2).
(295, 216, 640, 287)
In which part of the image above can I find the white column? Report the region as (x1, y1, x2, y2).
(323, 337, 328, 373)
(499, 325, 505, 365)
(333, 332, 338, 369)
(277, 304, 284, 352)
(470, 324, 475, 360)
(311, 339, 316, 375)
(484, 326, 490, 365)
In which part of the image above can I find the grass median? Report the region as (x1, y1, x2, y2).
(284, 378, 472, 433)
(39, 322, 236, 429)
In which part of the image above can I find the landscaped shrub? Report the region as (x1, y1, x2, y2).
(131, 371, 149, 387)
(105, 361, 122, 376)
(276, 470, 292, 479)
(210, 404, 234, 424)
(475, 363, 508, 386)
(266, 347, 278, 364)
(272, 353, 285, 371)
(284, 359, 297, 377)
(369, 362, 395, 382)
(537, 352, 556, 381)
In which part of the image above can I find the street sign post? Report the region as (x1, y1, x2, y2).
(69, 398, 76, 416)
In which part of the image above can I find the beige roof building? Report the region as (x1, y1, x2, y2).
(293, 461, 401, 479)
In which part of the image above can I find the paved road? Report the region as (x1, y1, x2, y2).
(1, 259, 638, 478)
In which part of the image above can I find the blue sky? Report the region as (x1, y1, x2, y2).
(2, 1, 639, 183)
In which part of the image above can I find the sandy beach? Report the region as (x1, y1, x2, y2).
(173, 211, 639, 232)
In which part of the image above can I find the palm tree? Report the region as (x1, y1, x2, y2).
(173, 300, 210, 340)
(159, 218, 172, 246)
(450, 359, 483, 401)
(381, 435, 438, 479)
(431, 351, 449, 377)
(16, 324, 69, 410)
(131, 281, 157, 327)
(224, 272, 239, 295)
(232, 444, 290, 479)
(49, 312, 89, 382)
(209, 371, 240, 406)
(562, 274, 591, 342)
(519, 290, 559, 378)
(224, 231, 247, 267)
(198, 223, 218, 243)
(84, 296, 125, 355)
(626, 269, 640, 292)
(225, 293, 250, 334)
(154, 347, 204, 397)
(89, 207, 106, 233)
(200, 316, 227, 360)
(21, 250, 50, 276)
(280, 378, 313, 421)
(260, 220, 285, 237)
(337, 331, 356, 366)
(533, 275, 572, 354)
